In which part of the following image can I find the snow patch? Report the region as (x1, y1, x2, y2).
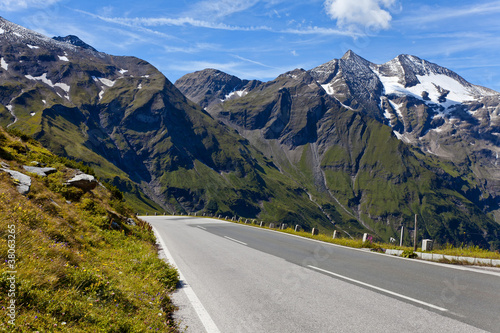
(99, 90, 104, 100)
(224, 89, 248, 101)
(119, 69, 128, 74)
(30, 112, 36, 116)
(321, 83, 335, 95)
(1, 57, 8, 70)
(27, 44, 39, 49)
(58, 55, 69, 61)
(137, 83, 142, 90)
(25, 73, 70, 93)
(375, 67, 497, 111)
(383, 107, 393, 122)
(0, 27, 4, 34)
(42, 100, 46, 105)
(92, 76, 116, 88)
(388, 100, 404, 120)
(13, 32, 22, 37)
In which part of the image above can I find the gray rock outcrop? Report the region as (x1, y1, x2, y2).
(23, 165, 57, 177)
(65, 173, 98, 191)
(1, 168, 31, 194)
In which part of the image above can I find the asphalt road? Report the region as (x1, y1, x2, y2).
(143, 216, 500, 333)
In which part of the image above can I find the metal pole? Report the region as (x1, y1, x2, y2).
(413, 214, 418, 252)
(400, 226, 404, 247)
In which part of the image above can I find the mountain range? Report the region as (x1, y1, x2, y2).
(1, 16, 499, 248)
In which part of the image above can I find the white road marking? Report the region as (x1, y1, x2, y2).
(307, 265, 448, 312)
(153, 226, 221, 333)
(224, 236, 247, 246)
(197, 226, 207, 230)
(230, 219, 500, 277)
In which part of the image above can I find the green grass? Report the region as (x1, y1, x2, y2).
(0, 127, 179, 332)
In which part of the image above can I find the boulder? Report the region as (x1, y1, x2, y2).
(23, 165, 57, 177)
(1, 168, 31, 194)
(66, 173, 98, 191)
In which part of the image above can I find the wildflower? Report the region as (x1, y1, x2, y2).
(61, 322, 67, 325)
(158, 313, 162, 316)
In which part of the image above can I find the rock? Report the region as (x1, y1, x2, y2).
(65, 173, 98, 191)
(23, 165, 57, 177)
(1, 168, 31, 194)
(126, 218, 136, 226)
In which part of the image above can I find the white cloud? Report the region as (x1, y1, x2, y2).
(0, 0, 62, 11)
(324, 0, 397, 33)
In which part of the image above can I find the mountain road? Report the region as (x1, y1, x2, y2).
(142, 216, 500, 333)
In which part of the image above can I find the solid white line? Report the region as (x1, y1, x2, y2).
(141, 216, 500, 277)
(224, 236, 247, 246)
(307, 265, 448, 312)
(152, 226, 221, 333)
(197, 226, 207, 230)
(223, 219, 500, 277)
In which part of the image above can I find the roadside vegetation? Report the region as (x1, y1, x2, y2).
(0, 127, 179, 332)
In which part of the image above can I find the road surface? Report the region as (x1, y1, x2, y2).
(143, 216, 500, 333)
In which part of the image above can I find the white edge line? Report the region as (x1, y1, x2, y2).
(224, 236, 247, 246)
(220, 218, 500, 278)
(152, 226, 221, 333)
(142, 216, 500, 278)
(307, 265, 448, 312)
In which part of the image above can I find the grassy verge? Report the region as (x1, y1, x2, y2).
(0, 128, 179, 332)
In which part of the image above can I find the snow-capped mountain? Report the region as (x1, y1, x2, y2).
(1, 14, 499, 247)
(176, 50, 500, 227)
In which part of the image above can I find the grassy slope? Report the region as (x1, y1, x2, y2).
(0, 127, 179, 332)
(319, 111, 500, 249)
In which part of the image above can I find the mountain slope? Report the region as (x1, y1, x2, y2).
(0, 16, 339, 232)
(0, 126, 179, 331)
(175, 52, 500, 249)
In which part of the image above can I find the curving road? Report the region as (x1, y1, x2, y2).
(143, 216, 500, 333)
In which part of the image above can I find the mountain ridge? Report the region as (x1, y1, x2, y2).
(1, 15, 499, 247)
(175, 50, 500, 248)
(0, 16, 342, 235)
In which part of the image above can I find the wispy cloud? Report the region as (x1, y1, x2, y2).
(74, 9, 180, 40)
(81, 11, 358, 38)
(163, 43, 222, 54)
(232, 55, 279, 69)
(281, 26, 360, 37)
(0, 0, 62, 12)
(185, 0, 260, 19)
(97, 16, 273, 32)
(166, 60, 288, 80)
(398, 1, 500, 25)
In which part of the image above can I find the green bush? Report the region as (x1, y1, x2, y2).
(401, 250, 418, 258)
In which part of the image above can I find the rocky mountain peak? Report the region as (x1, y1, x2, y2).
(52, 35, 97, 52)
(175, 68, 262, 109)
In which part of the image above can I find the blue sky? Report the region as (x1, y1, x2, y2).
(2, 0, 500, 91)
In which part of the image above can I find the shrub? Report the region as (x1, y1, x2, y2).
(401, 250, 418, 258)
